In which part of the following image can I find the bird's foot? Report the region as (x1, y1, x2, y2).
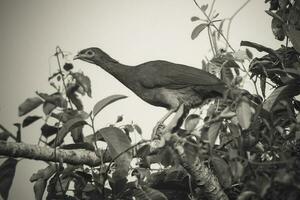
(151, 123, 166, 139)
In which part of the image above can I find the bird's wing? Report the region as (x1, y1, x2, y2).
(137, 60, 225, 90)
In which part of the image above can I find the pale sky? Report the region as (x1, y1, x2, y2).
(0, 0, 280, 199)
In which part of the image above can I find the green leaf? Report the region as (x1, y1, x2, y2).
(184, 114, 200, 132)
(191, 16, 200, 21)
(72, 72, 92, 97)
(191, 23, 208, 40)
(236, 98, 253, 130)
(52, 118, 87, 147)
(22, 115, 42, 127)
(0, 158, 18, 200)
(263, 84, 300, 112)
(99, 127, 132, 179)
(208, 121, 222, 146)
(93, 94, 127, 117)
(18, 97, 43, 116)
(211, 156, 232, 188)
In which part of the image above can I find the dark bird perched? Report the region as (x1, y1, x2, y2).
(74, 47, 227, 135)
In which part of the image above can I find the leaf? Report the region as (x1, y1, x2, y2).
(211, 156, 232, 188)
(237, 191, 256, 200)
(260, 75, 266, 98)
(66, 83, 83, 110)
(200, 4, 208, 12)
(18, 97, 43, 116)
(116, 115, 123, 123)
(207, 121, 222, 146)
(134, 186, 168, 200)
(233, 49, 249, 62)
(0, 131, 10, 141)
(236, 98, 253, 130)
(191, 16, 200, 21)
(99, 127, 132, 179)
(184, 114, 200, 132)
(221, 65, 234, 85)
(52, 118, 87, 147)
(63, 63, 73, 71)
(34, 179, 47, 200)
(230, 160, 244, 182)
(43, 102, 56, 115)
(30, 165, 57, 182)
(37, 92, 67, 108)
(286, 26, 300, 53)
(99, 127, 131, 158)
(71, 126, 84, 143)
(191, 23, 208, 40)
(72, 72, 92, 97)
(263, 84, 300, 112)
(41, 124, 59, 138)
(136, 144, 151, 157)
(0, 158, 18, 200)
(245, 48, 253, 59)
(265, 10, 284, 23)
(133, 124, 142, 135)
(22, 116, 42, 127)
(93, 94, 127, 117)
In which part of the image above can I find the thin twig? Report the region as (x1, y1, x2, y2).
(55, 46, 74, 109)
(193, 0, 235, 52)
(0, 124, 17, 141)
(226, 0, 251, 50)
(208, 0, 216, 18)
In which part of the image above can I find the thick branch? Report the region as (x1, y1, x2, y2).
(0, 141, 104, 166)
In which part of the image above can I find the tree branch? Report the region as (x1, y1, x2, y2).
(0, 141, 105, 166)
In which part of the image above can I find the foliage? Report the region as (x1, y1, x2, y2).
(0, 0, 300, 200)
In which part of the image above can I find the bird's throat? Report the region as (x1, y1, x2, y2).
(94, 59, 132, 86)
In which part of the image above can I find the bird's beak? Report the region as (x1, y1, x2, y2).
(73, 54, 80, 60)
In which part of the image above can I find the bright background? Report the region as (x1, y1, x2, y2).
(0, 0, 280, 199)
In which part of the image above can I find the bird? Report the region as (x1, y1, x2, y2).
(74, 47, 227, 136)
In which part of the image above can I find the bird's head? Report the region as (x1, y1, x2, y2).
(74, 47, 118, 64)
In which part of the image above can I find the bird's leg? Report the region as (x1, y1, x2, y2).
(163, 104, 185, 134)
(151, 109, 176, 139)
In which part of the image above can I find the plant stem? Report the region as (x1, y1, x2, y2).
(55, 46, 74, 110)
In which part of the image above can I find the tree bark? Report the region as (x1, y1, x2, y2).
(0, 141, 104, 166)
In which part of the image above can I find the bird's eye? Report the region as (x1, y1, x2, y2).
(86, 50, 94, 56)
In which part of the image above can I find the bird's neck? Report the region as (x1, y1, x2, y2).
(94, 59, 132, 85)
